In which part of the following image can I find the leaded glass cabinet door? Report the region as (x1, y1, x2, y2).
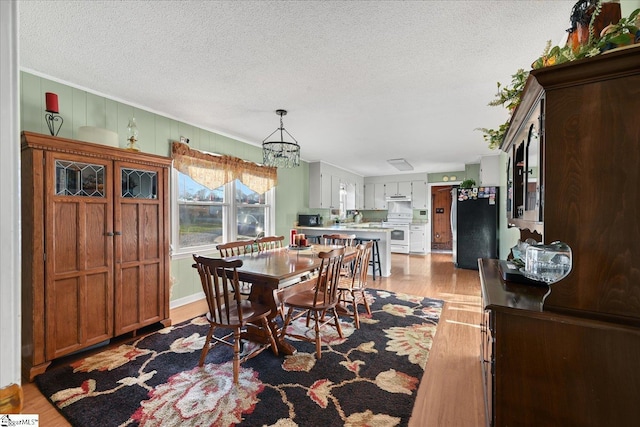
(45, 152, 114, 360)
(113, 161, 167, 335)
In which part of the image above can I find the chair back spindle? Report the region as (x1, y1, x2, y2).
(217, 240, 256, 257)
(256, 235, 285, 252)
(322, 233, 356, 247)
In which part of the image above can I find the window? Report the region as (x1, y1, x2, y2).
(170, 142, 276, 256)
(176, 172, 225, 249)
(173, 172, 274, 254)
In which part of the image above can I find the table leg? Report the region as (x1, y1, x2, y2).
(244, 279, 298, 355)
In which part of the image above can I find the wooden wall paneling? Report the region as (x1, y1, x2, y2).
(154, 115, 172, 156)
(85, 91, 108, 130)
(20, 72, 43, 133)
(105, 97, 120, 143)
(71, 86, 87, 135)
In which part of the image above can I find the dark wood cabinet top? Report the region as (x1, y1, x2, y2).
(479, 258, 550, 312)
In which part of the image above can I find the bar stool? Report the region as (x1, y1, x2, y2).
(305, 235, 322, 244)
(354, 237, 382, 280)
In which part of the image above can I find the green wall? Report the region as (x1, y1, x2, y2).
(20, 71, 309, 306)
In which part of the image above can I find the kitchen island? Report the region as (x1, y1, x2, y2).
(295, 225, 391, 277)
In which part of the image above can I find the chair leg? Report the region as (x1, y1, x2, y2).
(352, 291, 360, 329)
(262, 317, 279, 356)
(332, 308, 343, 338)
(280, 307, 294, 341)
(233, 329, 241, 384)
(199, 325, 215, 367)
(313, 310, 322, 359)
(361, 290, 372, 315)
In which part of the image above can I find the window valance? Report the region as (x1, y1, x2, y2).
(171, 142, 277, 194)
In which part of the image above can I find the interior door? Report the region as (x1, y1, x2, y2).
(431, 185, 453, 251)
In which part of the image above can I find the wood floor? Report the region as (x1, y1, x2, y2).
(20, 252, 485, 426)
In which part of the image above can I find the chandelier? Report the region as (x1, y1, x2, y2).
(262, 109, 300, 168)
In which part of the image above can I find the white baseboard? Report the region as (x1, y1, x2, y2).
(170, 291, 205, 310)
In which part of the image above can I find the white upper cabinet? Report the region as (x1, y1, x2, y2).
(364, 183, 386, 209)
(480, 155, 501, 186)
(374, 184, 387, 209)
(411, 180, 428, 209)
(309, 161, 364, 210)
(385, 181, 411, 198)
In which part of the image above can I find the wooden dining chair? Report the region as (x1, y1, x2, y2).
(322, 233, 356, 247)
(256, 235, 285, 251)
(217, 240, 256, 257)
(337, 241, 373, 329)
(280, 247, 346, 359)
(322, 233, 356, 277)
(192, 255, 278, 384)
(217, 240, 257, 295)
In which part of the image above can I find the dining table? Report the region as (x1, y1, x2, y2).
(225, 244, 356, 355)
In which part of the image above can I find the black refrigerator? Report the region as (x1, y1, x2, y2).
(451, 187, 499, 270)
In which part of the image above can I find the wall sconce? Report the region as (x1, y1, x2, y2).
(44, 92, 63, 136)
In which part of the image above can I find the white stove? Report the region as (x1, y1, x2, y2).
(383, 212, 412, 254)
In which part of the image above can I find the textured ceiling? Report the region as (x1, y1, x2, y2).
(19, 0, 578, 177)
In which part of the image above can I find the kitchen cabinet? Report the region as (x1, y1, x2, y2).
(355, 181, 364, 210)
(363, 183, 374, 209)
(485, 47, 640, 425)
(309, 162, 339, 209)
(363, 183, 386, 210)
(309, 161, 363, 210)
(411, 180, 428, 209)
(479, 155, 500, 186)
(385, 181, 411, 198)
(344, 182, 356, 210)
(409, 224, 427, 253)
(21, 131, 171, 380)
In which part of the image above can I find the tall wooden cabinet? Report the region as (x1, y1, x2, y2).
(21, 131, 172, 380)
(480, 47, 640, 426)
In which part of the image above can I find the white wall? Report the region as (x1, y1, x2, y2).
(622, 0, 640, 16)
(0, 0, 21, 391)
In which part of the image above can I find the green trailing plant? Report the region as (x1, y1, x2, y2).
(476, 120, 510, 150)
(460, 179, 476, 189)
(479, 6, 640, 150)
(487, 68, 530, 112)
(476, 68, 529, 150)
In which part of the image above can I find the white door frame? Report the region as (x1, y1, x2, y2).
(427, 181, 460, 253)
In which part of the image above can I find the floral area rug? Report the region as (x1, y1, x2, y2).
(35, 290, 443, 427)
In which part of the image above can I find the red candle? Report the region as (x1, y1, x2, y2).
(45, 92, 59, 113)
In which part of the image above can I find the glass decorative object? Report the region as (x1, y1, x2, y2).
(126, 117, 140, 151)
(523, 241, 573, 284)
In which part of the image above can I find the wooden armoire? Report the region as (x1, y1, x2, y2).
(21, 131, 172, 380)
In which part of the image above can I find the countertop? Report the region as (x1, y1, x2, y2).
(296, 224, 390, 232)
